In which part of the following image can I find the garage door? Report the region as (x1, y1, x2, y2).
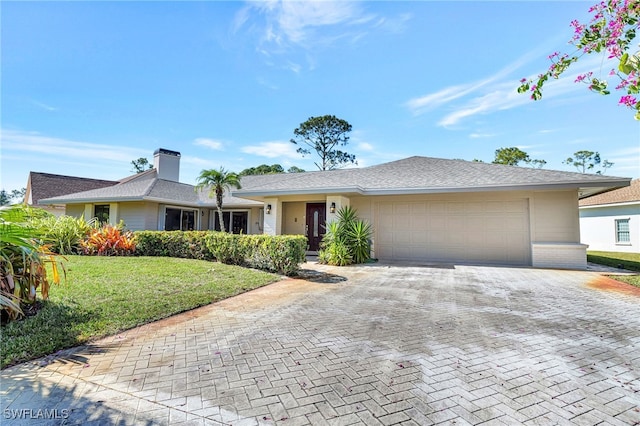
(376, 199, 531, 265)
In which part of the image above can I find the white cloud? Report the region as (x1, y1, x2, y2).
(31, 100, 58, 112)
(255, 0, 367, 46)
(234, 1, 410, 69)
(469, 133, 495, 139)
(406, 47, 618, 127)
(0, 129, 146, 163)
(241, 140, 300, 159)
(181, 155, 218, 168)
(194, 138, 225, 150)
(357, 142, 374, 151)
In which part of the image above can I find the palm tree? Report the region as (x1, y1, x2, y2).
(195, 168, 241, 233)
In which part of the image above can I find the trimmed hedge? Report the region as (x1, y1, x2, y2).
(205, 233, 307, 276)
(135, 231, 214, 260)
(134, 231, 307, 276)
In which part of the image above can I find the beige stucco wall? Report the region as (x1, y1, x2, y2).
(64, 204, 85, 218)
(530, 190, 580, 243)
(282, 202, 306, 236)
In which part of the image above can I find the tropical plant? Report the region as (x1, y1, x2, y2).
(80, 223, 136, 256)
(195, 168, 241, 233)
(318, 206, 372, 266)
(347, 220, 374, 264)
(0, 205, 65, 322)
(32, 214, 96, 255)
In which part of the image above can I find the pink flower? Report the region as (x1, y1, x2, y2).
(619, 95, 637, 107)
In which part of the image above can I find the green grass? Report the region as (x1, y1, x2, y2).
(1, 256, 279, 369)
(587, 251, 640, 288)
(587, 251, 640, 272)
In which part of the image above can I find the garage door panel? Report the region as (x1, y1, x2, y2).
(394, 230, 412, 244)
(429, 216, 446, 228)
(429, 202, 446, 214)
(410, 215, 429, 230)
(428, 230, 447, 244)
(412, 232, 429, 244)
(394, 203, 410, 215)
(447, 202, 467, 214)
(376, 199, 530, 265)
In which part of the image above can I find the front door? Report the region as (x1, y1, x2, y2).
(306, 203, 326, 251)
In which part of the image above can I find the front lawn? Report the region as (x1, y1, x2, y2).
(1, 256, 279, 369)
(587, 251, 640, 288)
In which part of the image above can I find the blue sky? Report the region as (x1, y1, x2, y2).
(2, 1, 639, 193)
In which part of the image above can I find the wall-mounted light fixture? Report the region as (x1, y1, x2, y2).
(266, 204, 272, 214)
(330, 202, 336, 214)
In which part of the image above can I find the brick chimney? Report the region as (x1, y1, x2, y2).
(153, 148, 181, 182)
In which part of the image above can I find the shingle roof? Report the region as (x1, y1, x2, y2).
(38, 156, 632, 206)
(579, 178, 640, 206)
(40, 170, 259, 208)
(234, 156, 630, 198)
(27, 172, 118, 206)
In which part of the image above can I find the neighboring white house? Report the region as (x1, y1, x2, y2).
(579, 179, 640, 253)
(38, 147, 632, 270)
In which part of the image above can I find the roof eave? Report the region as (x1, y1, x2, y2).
(579, 200, 640, 209)
(39, 196, 145, 205)
(232, 179, 631, 198)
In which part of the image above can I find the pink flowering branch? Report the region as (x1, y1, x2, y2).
(518, 0, 640, 120)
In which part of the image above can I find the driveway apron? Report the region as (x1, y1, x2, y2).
(2, 263, 639, 425)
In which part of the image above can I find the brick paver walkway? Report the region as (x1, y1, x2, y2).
(2, 263, 639, 425)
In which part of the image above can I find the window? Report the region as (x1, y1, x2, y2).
(615, 219, 630, 243)
(94, 205, 110, 223)
(213, 211, 248, 234)
(165, 207, 197, 231)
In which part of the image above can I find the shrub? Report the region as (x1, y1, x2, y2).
(319, 206, 372, 266)
(205, 232, 246, 265)
(135, 230, 306, 276)
(135, 231, 214, 260)
(243, 235, 307, 276)
(204, 233, 307, 276)
(32, 215, 95, 255)
(1, 205, 65, 323)
(80, 224, 136, 256)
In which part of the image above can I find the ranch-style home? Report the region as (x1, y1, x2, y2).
(579, 178, 639, 253)
(38, 148, 631, 270)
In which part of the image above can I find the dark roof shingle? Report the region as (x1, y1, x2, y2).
(28, 172, 118, 206)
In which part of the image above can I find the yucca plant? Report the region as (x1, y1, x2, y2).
(318, 206, 372, 266)
(0, 205, 65, 322)
(346, 220, 373, 264)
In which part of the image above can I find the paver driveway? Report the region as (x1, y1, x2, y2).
(2, 262, 640, 425)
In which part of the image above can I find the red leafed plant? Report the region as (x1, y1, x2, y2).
(80, 224, 136, 256)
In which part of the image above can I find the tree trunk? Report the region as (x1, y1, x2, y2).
(216, 190, 225, 232)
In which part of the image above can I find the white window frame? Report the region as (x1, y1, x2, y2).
(615, 218, 631, 244)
